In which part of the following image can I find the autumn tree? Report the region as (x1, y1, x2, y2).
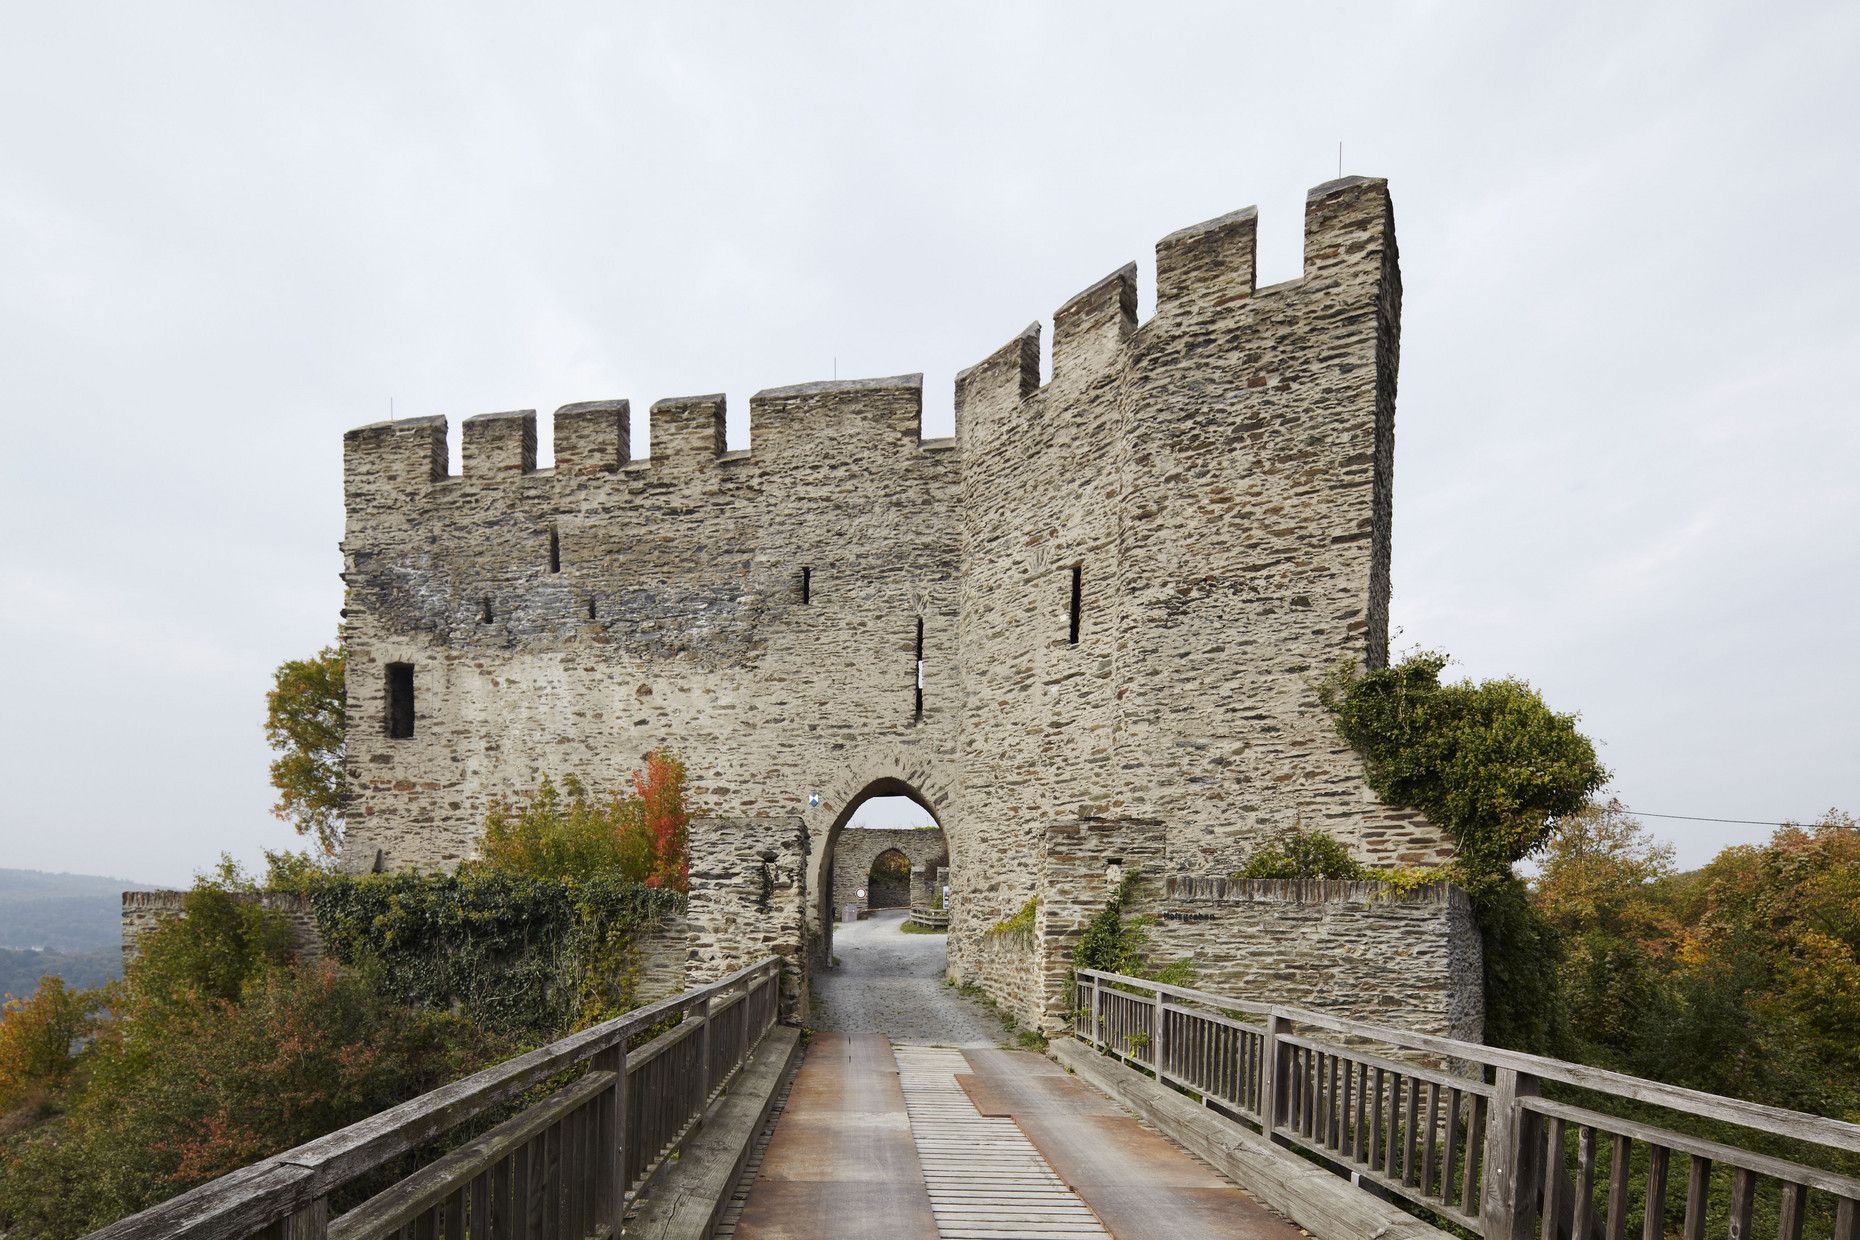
(630, 748, 689, 892)
(264, 647, 346, 856)
(476, 748, 689, 892)
(1680, 812, 1860, 1093)
(1533, 800, 1681, 1052)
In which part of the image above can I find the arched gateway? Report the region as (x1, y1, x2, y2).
(337, 180, 1483, 1039)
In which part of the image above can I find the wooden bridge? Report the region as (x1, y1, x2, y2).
(87, 960, 1860, 1240)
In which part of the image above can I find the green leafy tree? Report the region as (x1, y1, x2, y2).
(1323, 649, 1608, 1052)
(265, 647, 346, 856)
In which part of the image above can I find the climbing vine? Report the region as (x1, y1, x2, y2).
(307, 869, 683, 1040)
(1071, 872, 1193, 988)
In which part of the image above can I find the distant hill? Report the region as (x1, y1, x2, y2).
(0, 946, 122, 999)
(0, 869, 162, 953)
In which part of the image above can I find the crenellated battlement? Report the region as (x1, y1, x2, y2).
(347, 177, 1394, 513)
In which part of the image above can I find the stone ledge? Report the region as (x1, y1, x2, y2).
(1163, 877, 1470, 909)
(1049, 1037, 1454, 1240)
(624, 1023, 804, 1239)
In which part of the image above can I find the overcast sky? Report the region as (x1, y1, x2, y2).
(2, 1, 1854, 887)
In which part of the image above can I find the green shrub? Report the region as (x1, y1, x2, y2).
(131, 862, 295, 1010)
(1322, 651, 1607, 876)
(988, 898, 1036, 936)
(1071, 872, 1192, 988)
(476, 751, 689, 891)
(1234, 828, 1367, 880)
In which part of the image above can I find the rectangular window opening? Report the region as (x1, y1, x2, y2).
(802, 566, 812, 605)
(914, 617, 925, 720)
(1069, 566, 1082, 644)
(549, 527, 560, 573)
(481, 597, 493, 624)
(386, 663, 414, 738)
(587, 597, 597, 620)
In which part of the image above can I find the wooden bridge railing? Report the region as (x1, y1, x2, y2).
(89, 957, 786, 1240)
(1073, 967, 1860, 1240)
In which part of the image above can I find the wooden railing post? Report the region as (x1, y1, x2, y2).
(282, 1197, 326, 1240)
(593, 1040, 627, 1237)
(700, 993, 714, 1102)
(1153, 985, 1167, 1074)
(1483, 1068, 1543, 1240)
(1089, 973, 1100, 1043)
(1260, 1012, 1292, 1141)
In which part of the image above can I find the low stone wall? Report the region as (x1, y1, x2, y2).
(1028, 815, 1483, 1041)
(121, 890, 323, 966)
(1147, 877, 1484, 1041)
(966, 923, 1041, 1028)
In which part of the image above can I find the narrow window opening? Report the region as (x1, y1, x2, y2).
(549, 527, 560, 573)
(386, 663, 414, 738)
(587, 598, 597, 620)
(802, 567, 812, 604)
(914, 617, 925, 720)
(481, 597, 493, 624)
(1068, 566, 1082, 644)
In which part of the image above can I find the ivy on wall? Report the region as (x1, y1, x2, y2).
(307, 869, 684, 1040)
(1071, 873, 1193, 987)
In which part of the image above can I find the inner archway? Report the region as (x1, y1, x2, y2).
(866, 848, 912, 909)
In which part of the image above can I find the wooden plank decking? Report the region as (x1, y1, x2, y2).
(896, 1047, 1109, 1240)
(732, 1036, 1302, 1240)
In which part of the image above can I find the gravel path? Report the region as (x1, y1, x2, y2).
(810, 909, 1013, 1046)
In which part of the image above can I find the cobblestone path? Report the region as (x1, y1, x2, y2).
(810, 909, 1013, 1046)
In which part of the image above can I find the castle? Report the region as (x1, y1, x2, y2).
(338, 176, 1481, 1036)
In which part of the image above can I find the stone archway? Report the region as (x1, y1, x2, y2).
(866, 849, 912, 909)
(802, 747, 961, 961)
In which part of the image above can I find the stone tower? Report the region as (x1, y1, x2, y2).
(338, 176, 1476, 1036)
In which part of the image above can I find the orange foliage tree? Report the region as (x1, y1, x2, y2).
(631, 748, 689, 891)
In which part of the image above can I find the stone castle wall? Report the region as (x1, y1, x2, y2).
(121, 890, 322, 966)
(337, 175, 1475, 1040)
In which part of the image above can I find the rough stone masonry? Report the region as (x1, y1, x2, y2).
(335, 176, 1480, 1038)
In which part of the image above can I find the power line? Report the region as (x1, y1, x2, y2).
(1625, 810, 1791, 827)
